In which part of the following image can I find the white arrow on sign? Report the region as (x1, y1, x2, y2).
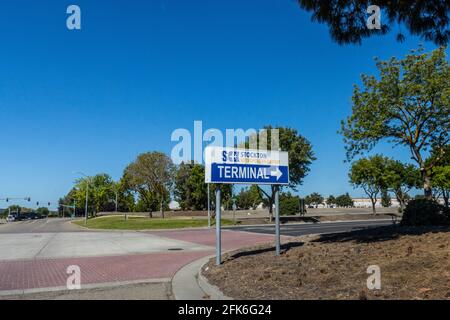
(270, 167, 283, 181)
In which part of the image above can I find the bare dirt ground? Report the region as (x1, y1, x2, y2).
(203, 225, 450, 300)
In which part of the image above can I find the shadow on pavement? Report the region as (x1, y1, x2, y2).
(224, 241, 305, 261)
(280, 216, 320, 224)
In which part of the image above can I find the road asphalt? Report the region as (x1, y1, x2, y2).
(229, 219, 393, 237)
(0, 218, 84, 234)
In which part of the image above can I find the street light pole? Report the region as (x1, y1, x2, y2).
(85, 182, 89, 225)
(74, 172, 90, 226)
(275, 186, 281, 255)
(215, 186, 221, 266)
(115, 190, 118, 213)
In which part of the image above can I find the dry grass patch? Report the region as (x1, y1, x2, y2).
(203, 226, 450, 300)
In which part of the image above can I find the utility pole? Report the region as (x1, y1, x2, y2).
(85, 182, 89, 225)
(115, 190, 118, 213)
(110, 188, 123, 220)
(61, 203, 76, 219)
(74, 171, 91, 226)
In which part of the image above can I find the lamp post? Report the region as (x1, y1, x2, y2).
(109, 189, 123, 220)
(74, 172, 91, 226)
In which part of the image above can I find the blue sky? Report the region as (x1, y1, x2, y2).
(0, 0, 441, 209)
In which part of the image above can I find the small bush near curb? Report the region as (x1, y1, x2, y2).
(280, 194, 300, 216)
(401, 199, 450, 226)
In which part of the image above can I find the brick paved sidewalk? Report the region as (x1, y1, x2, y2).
(0, 251, 210, 291)
(0, 229, 276, 292)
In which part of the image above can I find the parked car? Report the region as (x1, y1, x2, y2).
(6, 215, 15, 222)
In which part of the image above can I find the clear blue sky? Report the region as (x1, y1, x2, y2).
(0, 0, 441, 209)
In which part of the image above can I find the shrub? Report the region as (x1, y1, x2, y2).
(280, 193, 299, 216)
(401, 199, 450, 226)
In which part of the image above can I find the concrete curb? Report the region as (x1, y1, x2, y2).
(197, 263, 233, 300)
(223, 218, 393, 229)
(172, 255, 232, 300)
(0, 278, 171, 297)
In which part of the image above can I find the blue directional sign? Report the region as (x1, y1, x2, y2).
(205, 147, 289, 185)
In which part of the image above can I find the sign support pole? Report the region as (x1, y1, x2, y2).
(215, 186, 222, 266)
(275, 186, 281, 255)
(207, 184, 211, 228)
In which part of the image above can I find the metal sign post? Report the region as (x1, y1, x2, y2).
(215, 186, 222, 266)
(207, 184, 211, 228)
(232, 199, 237, 225)
(275, 186, 281, 255)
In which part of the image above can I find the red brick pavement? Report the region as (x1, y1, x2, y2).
(0, 251, 210, 291)
(0, 229, 275, 292)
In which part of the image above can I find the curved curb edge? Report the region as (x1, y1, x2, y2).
(198, 262, 233, 300)
(172, 255, 233, 300)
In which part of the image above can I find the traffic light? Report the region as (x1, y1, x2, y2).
(6, 198, 8, 202)
(48, 202, 51, 206)
(36, 201, 40, 206)
(26, 197, 31, 202)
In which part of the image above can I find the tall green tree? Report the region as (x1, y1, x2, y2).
(248, 185, 263, 210)
(70, 173, 116, 216)
(173, 163, 234, 211)
(383, 159, 421, 212)
(349, 155, 387, 214)
(279, 192, 300, 216)
(432, 166, 450, 207)
(304, 192, 324, 208)
(244, 126, 315, 220)
(36, 207, 50, 216)
(89, 174, 116, 214)
(174, 163, 208, 210)
(173, 162, 193, 210)
(212, 184, 233, 211)
(124, 152, 175, 218)
(134, 190, 169, 213)
(326, 195, 336, 208)
(236, 186, 263, 210)
(297, 0, 450, 45)
(341, 47, 450, 199)
(429, 145, 450, 207)
(115, 177, 136, 212)
(297, 1, 450, 45)
(5, 205, 21, 214)
(381, 189, 392, 207)
(59, 188, 80, 217)
(335, 193, 354, 208)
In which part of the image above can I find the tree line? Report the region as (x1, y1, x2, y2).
(59, 46, 449, 219)
(59, 127, 316, 218)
